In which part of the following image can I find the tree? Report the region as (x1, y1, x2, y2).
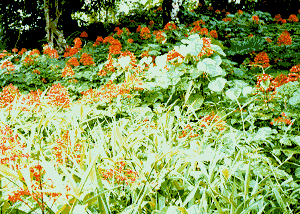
(0, 0, 123, 53)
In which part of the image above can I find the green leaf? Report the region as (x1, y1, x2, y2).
(208, 77, 227, 92)
(226, 87, 241, 100)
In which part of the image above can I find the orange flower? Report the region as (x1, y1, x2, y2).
(46, 83, 71, 108)
(80, 31, 88, 37)
(200, 28, 209, 36)
(164, 22, 177, 31)
(252, 15, 259, 24)
(127, 39, 134, 43)
(79, 53, 95, 66)
(210, 30, 218, 38)
(287, 14, 298, 22)
(12, 48, 18, 53)
(290, 64, 300, 73)
(73, 37, 82, 49)
(252, 51, 270, 68)
(265, 37, 272, 43)
(62, 65, 75, 77)
(237, 10, 243, 15)
(140, 27, 151, 40)
(66, 57, 80, 67)
(274, 14, 282, 22)
(149, 20, 154, 27)
(0, 84, 21, 109)
(43, 44, 59, 58)
(277, 30, 292, 46)
(155, 31, 166, 43)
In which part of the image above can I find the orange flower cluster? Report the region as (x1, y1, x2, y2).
(136, 25, 141, 33)
(66, 57, 80, 67)
(252, 15, 259, 24)
(199, 111, 226, 132)
(98, 54, 115, 76)
(52, 131, 83, 167)
(80, 31, 88, 37)
(140, 50, 150, 59)
(139, 27, 151, 40)
(103, 36, 122, 55)
(114, 27, 124, 37)
(19, 89, 43, 112)
(192, 20, 205, 26)
(0, 124, 29, 170)
(18, 48, 27, 56)
(287, 14, 299, 22)
(79, 80, 132, 104)
(93, 36, 104, 47)
(265, 37, 272, 43)
(153, 30, 166, 43)
(277, 30, 292, 46)
(98, 158, 139, 186)
(23, 49, 40, 67)
(164, 22, 177, 31)
(64, 46, 79, 57)
(215, 9, 221, 14)
(222, 18, 231, 22)
(273, 14, 288, 24)
(274, 14, 282, 22)
(149, 20, 154, 28)
(32, 69, 40, 75)
(0, 50, 9, 59)
(237, 10, 243, 15)
(63, 38, 82, 57)
(209, 30, 218, 38)
(270, 112, 293, 126)
(117, 50, 138, 70)
(45, 83, 71, 108)
(166, 49, 184, 65)
(254, 64, 300, 96)
(200, 27, 209, 36)
(127, 38, 134, 44)
(8, 161, 72, 209)
(190, 25, 201, 34)
(79, 53, 95, 66)
(1, 60, 15, 72)
(197, 37, 214, 59)
(250, 51, 270, 69)
(73, 37, 82, 49)
(0, 83, 21, 109)
(178, 124, 199, 139)
(62, 65, 75, 77)
(43, 44, 59, 58)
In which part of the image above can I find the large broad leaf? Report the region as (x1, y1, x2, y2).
(155, 54, 168, 69)
(202, 58, 226, 77)
(208, 77, 227, 92)
(289, 90, 300, 106)
(174, 44, 190, 58)
(155, 73, 171, 89)
(211, 44, 226, 56)
(226, 87, 241, 100)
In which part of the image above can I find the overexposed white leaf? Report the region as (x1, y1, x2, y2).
(208, 77, 227, 92)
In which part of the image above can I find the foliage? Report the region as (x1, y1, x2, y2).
(1, 3, 300, 214)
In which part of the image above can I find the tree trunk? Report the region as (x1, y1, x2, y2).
(43, 0, 68, 55)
